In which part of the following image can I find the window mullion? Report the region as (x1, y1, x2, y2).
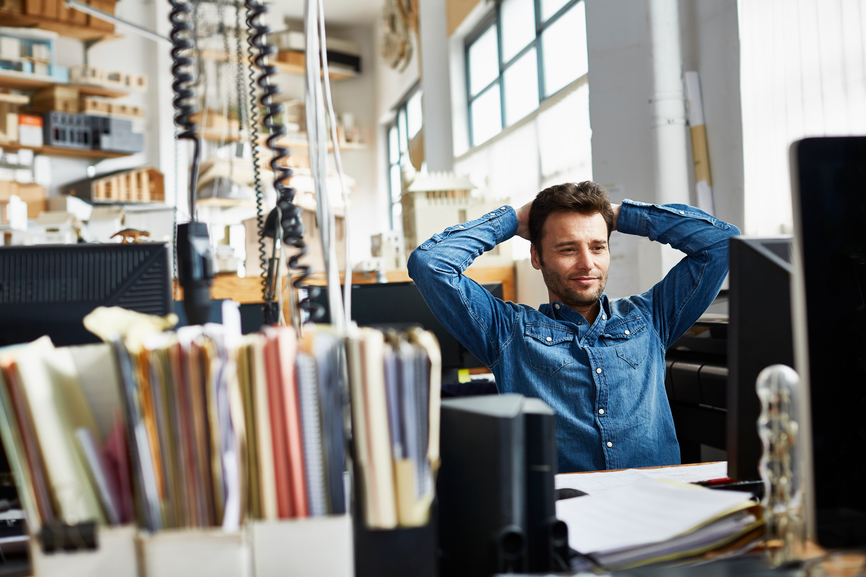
(496, 4, 506, 133)
(534, 0, 546, 100)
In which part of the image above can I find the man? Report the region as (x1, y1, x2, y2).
(407, 181, 739, 472)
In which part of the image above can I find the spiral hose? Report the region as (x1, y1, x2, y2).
(169, 0, 202, 213)
(244, 0, 321, 325)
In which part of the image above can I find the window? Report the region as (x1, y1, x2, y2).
(465, 0, 587, 147)
(386, 85, 423, 230)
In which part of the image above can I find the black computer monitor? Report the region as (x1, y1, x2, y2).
(726, 237, 794, 482)
(0, 243, 172, 347)
(305, 281, 503, 380)
(791, 136, 866, 548)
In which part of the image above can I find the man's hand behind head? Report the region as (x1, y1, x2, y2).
(516, 200, 532, 241)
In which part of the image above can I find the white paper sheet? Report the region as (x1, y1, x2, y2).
(555, 477, 751, 554)
(555, 461, 728, 494)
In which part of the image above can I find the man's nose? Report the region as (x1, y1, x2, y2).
(574, 246, 594, 270)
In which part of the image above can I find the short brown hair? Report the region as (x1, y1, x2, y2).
(528, 181, 614, 248)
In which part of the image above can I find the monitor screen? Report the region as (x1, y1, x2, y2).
(726, 237, 794, 482)
(304, 281, 503, 377)
(791, 136, 866, 547)
(0, 243, 172, 347)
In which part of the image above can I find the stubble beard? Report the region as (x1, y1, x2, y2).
(540, 265, 607, 309)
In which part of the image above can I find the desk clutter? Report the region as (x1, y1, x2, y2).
(0, 305, 441, 577)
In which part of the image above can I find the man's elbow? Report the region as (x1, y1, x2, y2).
(407, 246, 426, 280)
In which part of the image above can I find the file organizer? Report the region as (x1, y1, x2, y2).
(136, 529, 249, 577)
(352, 486, 438, 577)
(248, 516, 353, 577)
(30, 525, 138, 577)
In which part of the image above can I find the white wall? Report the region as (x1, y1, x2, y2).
(586, 0, 742, 297)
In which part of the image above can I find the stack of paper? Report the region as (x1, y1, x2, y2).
(347, 326, 441, 529)
(0, 337, 116, 529)
(556, 477, 764, 570)
(236, 323, 347, 521)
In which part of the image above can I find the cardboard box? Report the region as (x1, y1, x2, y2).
(0, 104, 18, 143)
(18, 114, 43, 147)
(0, 37, 21, 61)
(16, 183, 47, 218)
(31, 85, 80, 113)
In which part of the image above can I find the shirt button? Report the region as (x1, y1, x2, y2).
(554, 304, 560, 309)
(602, 314, 607, 320)
(596, 368, 602, 374)
(624, 330, 630, 335)
(607, 441, 613, 448)
(598, 409, 605, 415)
(679, 210, 685, 215)
(546, 337, 552, 342)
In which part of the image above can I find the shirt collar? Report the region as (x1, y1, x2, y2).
(540, 294, 612, 324)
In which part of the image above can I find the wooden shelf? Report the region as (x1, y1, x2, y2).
(195, 197, 256, 208)
(200, 129, 366, 152)
(200, 49, 358, 81)
(0, 10, 119, 41)
(0, 141, 132, 160)
(0, 70, 129, 98)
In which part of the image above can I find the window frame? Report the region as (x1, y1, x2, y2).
(464, 0, 585, 148)
(386, 82, 422, 230)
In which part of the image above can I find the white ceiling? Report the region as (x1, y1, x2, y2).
(278, 0, 384, 26)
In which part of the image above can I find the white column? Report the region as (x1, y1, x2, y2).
(418, 0, 455, 171)
(648, 0, 690, 206)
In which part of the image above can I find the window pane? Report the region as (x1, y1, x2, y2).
(398, 108, 408, 154)
(468, 25, 499, 97)
(540, 0, 570, 23)
(503, 47, 539, 126)
(391, 202, 403, 230)
(500, 0, 535, 64)
(388, 125, 399, 164)
(407, 91, 423, 138)
(471, 83, 502, 146)
(542, 1, 587, 96)
(390, 164, 402, 204)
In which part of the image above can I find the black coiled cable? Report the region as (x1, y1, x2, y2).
(169, 0, 201, 211)
(244, 0, 322, 325)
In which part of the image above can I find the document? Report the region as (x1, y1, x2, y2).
(556, 477, 760, 569)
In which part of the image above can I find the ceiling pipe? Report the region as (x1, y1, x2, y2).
(648, 0, 690, 207)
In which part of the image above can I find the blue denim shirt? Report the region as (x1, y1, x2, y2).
(408, 200, 739, 472)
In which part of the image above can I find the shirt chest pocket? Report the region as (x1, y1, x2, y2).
(523, 324, 575, 375)
(599, 319, 650, 369)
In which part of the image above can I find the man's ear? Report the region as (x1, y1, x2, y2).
(530, 243, 542, 270)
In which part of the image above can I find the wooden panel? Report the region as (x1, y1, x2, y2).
(204, 264, 516, 306)
(446, 0, 484, 36)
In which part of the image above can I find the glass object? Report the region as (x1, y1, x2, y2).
(541, 1, 588, 97)
(407, 90, 423, 139)
(501, 0, 535, 64)
(757, 364, 805, 567)
(470, 83, 503, 146)
(468, 25, 500, 97)
(503, 47, 539, 126)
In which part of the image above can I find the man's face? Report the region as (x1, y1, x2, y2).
(530, 211, 610, 309)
